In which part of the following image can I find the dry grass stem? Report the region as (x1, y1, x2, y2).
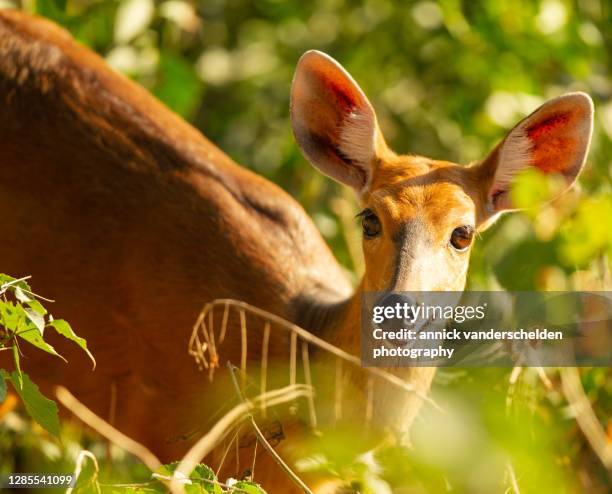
(66, 450, 101, 494)
(189, 299, 443, 412)
(171, 383, 314, 494)
(560, 367, 612, 470)
(301, 341, 318, 429)
(55, 386, 162, 473)
(260, 321, 270, 417)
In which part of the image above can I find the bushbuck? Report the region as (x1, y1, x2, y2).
(0, 9, 593, 494)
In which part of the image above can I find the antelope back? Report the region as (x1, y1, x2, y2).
(0, 9, 350, 461)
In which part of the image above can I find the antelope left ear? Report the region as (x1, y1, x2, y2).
(290, 50, 385, 194)
(477, 92, 594, 221)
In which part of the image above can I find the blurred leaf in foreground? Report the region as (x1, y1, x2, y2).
(558, 195, 612, 267)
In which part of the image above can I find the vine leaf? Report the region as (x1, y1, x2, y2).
(1, 370, 60, 438)
(49, 318, 96, 369)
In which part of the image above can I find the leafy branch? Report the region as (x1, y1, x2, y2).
(0, 273, 95, 438)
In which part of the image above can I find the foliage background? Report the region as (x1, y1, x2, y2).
(0, 0, 610, 493)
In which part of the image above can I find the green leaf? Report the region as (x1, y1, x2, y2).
(0, 274, 16, 285)
(27, 299, 48, 317)
(494, 238, 559, 290)
(49, 319, 96, 369)
(192, 464, 222, 494)
(558, 195, 612, 267)
(34, 0, 69, 23)
(1, 301, 21, 333)
(155, 462, 221, 494)
(0, 275, 33, 295)
(510, 169, 565, 215)
(24, 307, 45, 334)
(14, 286, 33, 303)
(232, 481, 268, 494)
(0, 372, 6, 403)
(8, 371, 60, 438)
(17, 325, 66, 362)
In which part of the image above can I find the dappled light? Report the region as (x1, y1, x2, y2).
(0, 1, 610, 493)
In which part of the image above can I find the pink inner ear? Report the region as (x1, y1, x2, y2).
(526, 111, 577, 174)
(324, 77, 359, 112)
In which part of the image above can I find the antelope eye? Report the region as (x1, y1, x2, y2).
(360, 209, 381, 239)
(450, 225, 474, 251)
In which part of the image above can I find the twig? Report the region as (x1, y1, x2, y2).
(506, 366, 522, 411)
(14, 286, 55, 302)
(190, 299, 443, 412)
(334, 357, 342, 422)
(66, 450, 101, 494)
(208, 308, 219, 375)
(240, 309, 248, 390)
(505, 461, 521, 493)
(560, 367, 612, 470)
(534, 366, 552, 390)
(301, 342, 318, 429)
(0, 275, 55, 302)
(0, 275, 32, 296)
(289, 331, 297, 386)
(215, 425, 243, 477)
(227, 363, 314, 494)
(251, 438, 258, 479)
(171, 376, 314, 494)
(57, 386, 265, 494)
(55, 387, 162, 472)
(260, 321, 270, 418)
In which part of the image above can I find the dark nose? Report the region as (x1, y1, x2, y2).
(373, 292, 417, 347)
(374, 292, 417, 328)
(375, 292, 417, 316)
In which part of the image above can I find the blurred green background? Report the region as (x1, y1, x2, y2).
(0, 0, 610, 492)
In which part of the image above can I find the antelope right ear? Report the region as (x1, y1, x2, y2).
(477, 92, 594, 223)
(290, 50, 384, 194)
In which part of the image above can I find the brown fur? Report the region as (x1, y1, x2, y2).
(0, 12, 592, 494)
(0, 10, 351, 490)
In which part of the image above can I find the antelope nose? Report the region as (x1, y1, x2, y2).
(375, 292, 417, 317)
(373, 293, 418, 347)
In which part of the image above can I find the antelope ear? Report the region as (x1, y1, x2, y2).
(478, 92, 593, 217)
(290, 50, 384, 194)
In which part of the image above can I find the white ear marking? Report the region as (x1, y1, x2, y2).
(489, 122, 533, 209)
(337, 110, 377, 191)
(493, 123, 532, 193)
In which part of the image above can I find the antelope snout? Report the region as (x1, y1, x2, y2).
(374, 292, 420, 345)
(375, 292, 417, 313)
